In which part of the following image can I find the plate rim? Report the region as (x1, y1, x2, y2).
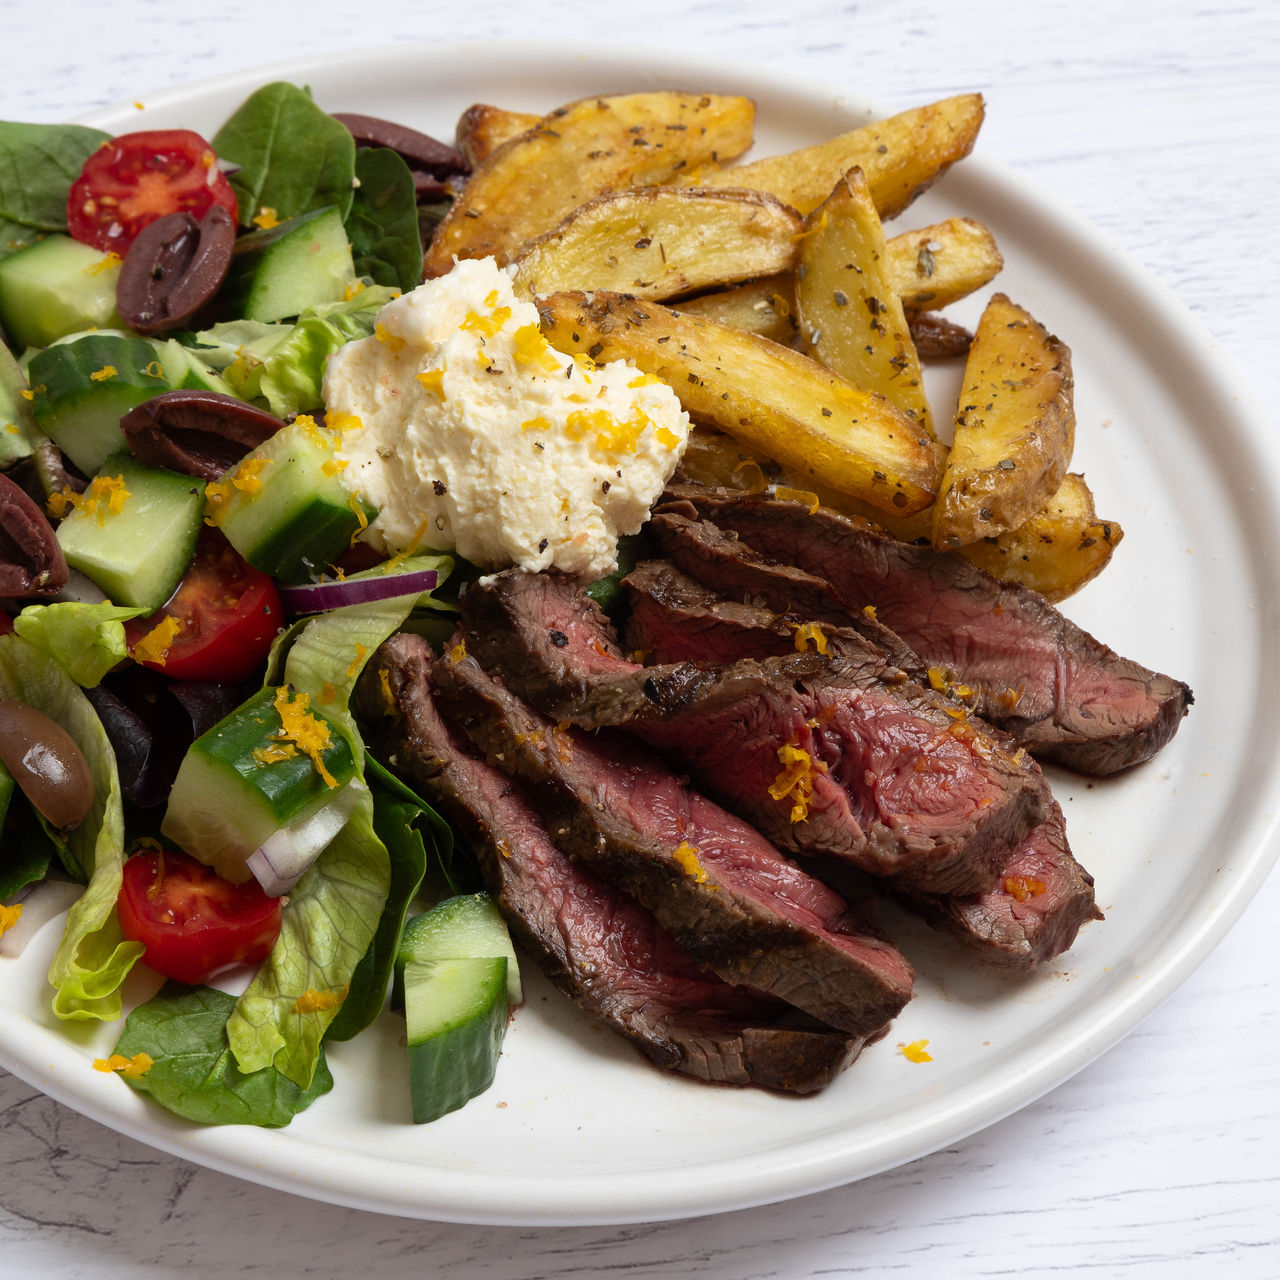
(2, 37, 1278, 1226)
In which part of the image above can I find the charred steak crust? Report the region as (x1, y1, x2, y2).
(433, 648, 915, 1038)
(462, 569, 1045, 896)
(621, 555, 1100, 963)
(660, 486, 1192, 777)
(355, 634, 863, 1093)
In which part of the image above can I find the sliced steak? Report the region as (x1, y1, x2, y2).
(660, 486, 1192, 776)
(644, 512, 926, 677)
(900, 794, 1101, 967)
(356, 633, 863, 1092)
(462, 569, 1045, 895)
(433, 647, 915, 1037)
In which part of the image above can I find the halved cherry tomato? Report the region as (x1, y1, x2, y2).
(66, 129, 239, 255)
(124, 530, 283, 684)
(117, 848, 282, 986)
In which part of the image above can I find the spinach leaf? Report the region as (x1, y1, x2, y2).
(114, 983, 332, 1127)
(0, 121, 110, 260)
(213, 83, 355, 227)
(324, 780, 430, 1041)
(345, 148, 422, 293)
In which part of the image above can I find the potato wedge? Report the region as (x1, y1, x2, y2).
(454, 103, 541, 168)
(511, 187, 802, 302)
(886, 218, 1003, 312)
(956, 474, 1122, 601)
(698, 94, 984, 219)
(425, 92, 756, 276)
(673, 274, 799, 345)
(538, 291, 940, 516)
(932, 293, 1075, 549)
(795, 168, 932, 434)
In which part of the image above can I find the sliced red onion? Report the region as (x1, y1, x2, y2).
(246, 784, 362, 896)
(0, 880, 84, 958)
(51, 568, 109, 605)
(278, 567, 439, 616)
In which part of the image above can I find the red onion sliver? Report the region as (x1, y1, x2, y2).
(278, 568, 439, 616)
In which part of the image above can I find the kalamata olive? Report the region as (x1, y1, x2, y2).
(331, 112, 468, 177)
(0, 471, 69, 598)
(116, 205, 235, 335)
(119, 389, 283, 481)
(908, 313, 973, 360)
(0, 699, 96, 832)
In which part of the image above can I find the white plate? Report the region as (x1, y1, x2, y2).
(2, 41, 1277, 1227)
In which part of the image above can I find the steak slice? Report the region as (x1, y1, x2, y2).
(622, 556, 1099, 964)
(661, 486, 1192, 777)
(901, 794, 1101, 968)
(461, 569, 1045, 895)
(356, 634, 863, 1092)
(434, 647, 915, 1037)
(644, 511, 926, 677)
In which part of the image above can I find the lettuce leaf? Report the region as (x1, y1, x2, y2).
(13, 601, 145, 688)
(0, 634, 143, 1020)
(114, 983, 333, 1126)
(226, 580, 450, 1085)
(191, 285, 398, 417)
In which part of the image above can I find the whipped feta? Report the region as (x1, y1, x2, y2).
(322, 257, 689, 579)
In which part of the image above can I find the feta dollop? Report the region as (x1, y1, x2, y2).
(322, 258, 690, 579)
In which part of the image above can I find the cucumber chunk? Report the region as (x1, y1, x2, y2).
(149, 338, 240, 397)
(0, 345, 35, 467)
(28, 334, 171, 475)
(0, 235, 125, 349)
(395, 892, 522, 1007)
(209, 415, 377, 583)
(161, 685, 358, 883)
(219, 207, 356, 323)
(55, 452, 204, 611)
(404, 955, 508, 1125)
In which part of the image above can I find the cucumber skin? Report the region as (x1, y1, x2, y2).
(29, 334, 170, 475)
(404, 956, 508, 1125)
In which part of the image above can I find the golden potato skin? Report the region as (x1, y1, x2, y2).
(511, 187, 802, 303)
(537, 290, 940, 516)
(426, 92, 757, 276)
(885, 218, 1003, 312)
(932, 293, 1075, 549)
(454, 103, 541, 168)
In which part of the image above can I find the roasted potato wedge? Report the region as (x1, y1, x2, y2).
(932, 293, 1075, 549)
(957, 473, 1122, 601)
(672, 274, 799, 345)
(886, 218, 1003, 311)
(538, 291, 940, 516)
(511, 187, 802, 302)
(795, 168, 932, 434)
(698, 94, 984, 219)
(454, 103, 541, 168)
(425, 92, 756, 276)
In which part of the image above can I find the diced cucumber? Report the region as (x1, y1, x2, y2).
(395, 892, 522, 1007)
(209, 416, 377, 583)
(0, 344, 35, 467)
(55, 452, 204, 611)
(219, 207, 356, 323)
(161, 685, 358, 883)
(149, 338, 240, 397)
(28, 335, 170, 475)
(0, 235, 125, 349)
(404, 956, 508, 1125)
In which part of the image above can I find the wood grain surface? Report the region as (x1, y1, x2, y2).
(1, 1, 1277, 1276)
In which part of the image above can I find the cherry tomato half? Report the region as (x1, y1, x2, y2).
(118, 849, 282, 986)
(124, 531, 283, 684)
(67, 129, 239, 255)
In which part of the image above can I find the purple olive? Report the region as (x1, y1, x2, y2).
(0, 699, 96, 832)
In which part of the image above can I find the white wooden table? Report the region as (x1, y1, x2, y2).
(2, 2, 1277, 1275)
